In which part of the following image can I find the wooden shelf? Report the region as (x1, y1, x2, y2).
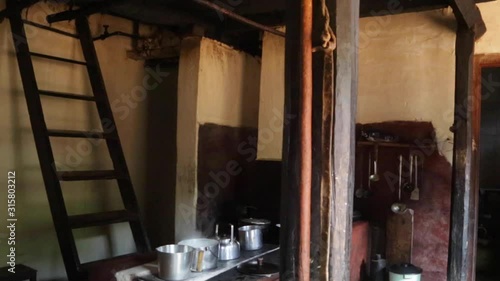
(356, 141, 436, 149)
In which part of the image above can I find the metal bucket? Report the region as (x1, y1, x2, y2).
(178, 238, 219, 272)
(156, 244, 194, 280)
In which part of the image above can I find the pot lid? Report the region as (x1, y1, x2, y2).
(389, 263, 423, 275)
(240, 218, 271, 225)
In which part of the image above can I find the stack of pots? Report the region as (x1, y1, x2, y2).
(156, 220, 269, 280)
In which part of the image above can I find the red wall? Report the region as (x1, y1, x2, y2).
(351, 221, 370, 281)
(355, 122, 451, 281)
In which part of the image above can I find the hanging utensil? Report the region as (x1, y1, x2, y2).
(411, 155, 420, 201)
(370, 145, 380, 182)
(355, 149, 366, 198)
(391, 155, 407, 214)
(365, 152, 373, 198)
(403, 154, 415, 193)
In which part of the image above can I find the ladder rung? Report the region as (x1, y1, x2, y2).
(39, 90, 96, 102)
(47, 129, 114, 139)
(57, 170, 126, 181)
(68, 210, 138, 229)
(30, 52, 87, 65)
(22, 20, 80, 39)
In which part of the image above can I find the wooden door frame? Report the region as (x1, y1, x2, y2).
(471, 53, 500, 279)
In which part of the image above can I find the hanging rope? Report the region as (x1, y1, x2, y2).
(313, 0, 337, 52)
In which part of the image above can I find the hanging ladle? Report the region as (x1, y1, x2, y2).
(369, 144, 380, 182)
(391, 154, 407, 214)
(365, 151, 373, 197)
(403, 154, 415, 193)
(355, 149, 366, 198)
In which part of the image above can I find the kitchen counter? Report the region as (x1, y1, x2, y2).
(208, 220, 369, 281)
(139, 245, 279, 281)
(209, 221, 369, 281)
(137, 221, 368, 281)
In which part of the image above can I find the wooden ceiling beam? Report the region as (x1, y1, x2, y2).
(450, 0, 487, 40)
(359, 0, 493, 17)
(231, 0, 494, 18)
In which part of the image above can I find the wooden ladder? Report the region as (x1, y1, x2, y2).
(7, 2, 151, 280)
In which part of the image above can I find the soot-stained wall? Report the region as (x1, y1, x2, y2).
(355, 121, 451, 281)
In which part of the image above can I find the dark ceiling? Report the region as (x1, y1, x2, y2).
(65, 0, 492, 56)
(72, 0, 286, 27)
(71, 0, 493, 28)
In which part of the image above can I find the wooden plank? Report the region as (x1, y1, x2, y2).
(30, 52, 87, 65)
(357, 141, 436, 149)
(311, 50, 335, 281)
(447, 25, 476, 281)
(450, 0, 481, 29)
(311, 0, 336, 279)
(68, 210, 139, 229)
(386, 211, 414, 265)
(39, 90, 96, 102)
(329, 0, 359, 280)
(46, 0, 126, 23)
(450, 0, 486, 40)
(57, 170, 127, 181)
(209, 0, 493, 18)
(47, 129, 113, 139)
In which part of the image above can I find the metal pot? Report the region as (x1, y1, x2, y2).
(178, 238, 219, 272)
(388, 263, 422, 281)
(239, 218, 279, 244)
(156, 244, 195, 280)
(216, 224, 240, 260)
(238, 225, 264, 251)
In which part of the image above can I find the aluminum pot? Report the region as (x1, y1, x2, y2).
(156, 244, 194, 280)
(388, 263, 422, 281)
(238, 225, 264, 251)
(178, 238, 219, 272)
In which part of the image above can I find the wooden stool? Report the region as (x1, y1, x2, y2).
(0, 264, 37, 281)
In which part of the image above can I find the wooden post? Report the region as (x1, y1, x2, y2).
(280, 0, 311, 279)
(329, 0, 359, 280)
(447, 25, 476, 281)
(282, 0, 358, 279)
(312, 49, 335, 281)
(311, 0, 336, 280)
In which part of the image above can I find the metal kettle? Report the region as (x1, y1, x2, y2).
(215, 223, 240, 261)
